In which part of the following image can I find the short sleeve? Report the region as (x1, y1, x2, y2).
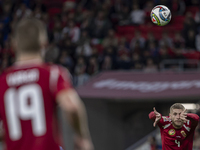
(56, 68, 72, 94)
(49, 65, 72, 98)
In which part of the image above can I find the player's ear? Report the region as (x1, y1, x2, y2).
(169, 113, 171, 119)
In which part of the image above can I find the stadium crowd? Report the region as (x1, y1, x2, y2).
(0, 0, 200, 87)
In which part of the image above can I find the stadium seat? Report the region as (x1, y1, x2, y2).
(48, 7, 62, 17)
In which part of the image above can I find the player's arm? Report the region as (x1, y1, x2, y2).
(56, 89, 93, 150)
(187, 113, 199, 127)
(180, 110, 199, 127)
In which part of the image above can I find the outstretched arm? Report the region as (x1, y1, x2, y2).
(180, 109, 199, 128)
(149, 107, 162, 127)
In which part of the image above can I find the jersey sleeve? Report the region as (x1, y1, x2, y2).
(187, 113, 199, 128)
(149, 111, 156, 120)
(49, 65, 73, 98)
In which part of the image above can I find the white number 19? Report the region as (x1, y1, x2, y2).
(4, 84, 46, 141)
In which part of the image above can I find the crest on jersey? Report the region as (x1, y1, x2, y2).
(168, 129, 175, 136)
(181, 130, 187, 137)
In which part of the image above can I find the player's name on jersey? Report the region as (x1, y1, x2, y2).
(6, 69, 39, 86)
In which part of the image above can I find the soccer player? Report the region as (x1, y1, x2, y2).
(149, 103, 199, 150)
(0, 19, 93, 150)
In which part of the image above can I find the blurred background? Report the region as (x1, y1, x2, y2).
(0, 0, 200, 150)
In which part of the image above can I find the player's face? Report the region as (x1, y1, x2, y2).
(169, 109, 184, 128)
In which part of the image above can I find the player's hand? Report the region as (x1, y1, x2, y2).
(74, 135, 94, 150)
(180, 109, 188, 122)
(153, 107, 161, 127)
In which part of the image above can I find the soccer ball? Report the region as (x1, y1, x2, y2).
(150, 5, 171, 26)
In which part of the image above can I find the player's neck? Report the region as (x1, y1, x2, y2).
(15, 53, 43, 65)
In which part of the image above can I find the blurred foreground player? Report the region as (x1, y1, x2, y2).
(149, 103, 199, 150)
(0, 19, 93, 150)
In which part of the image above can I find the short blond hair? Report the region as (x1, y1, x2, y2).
(13, 18, 47, 54)
(170, 103, 185, 113)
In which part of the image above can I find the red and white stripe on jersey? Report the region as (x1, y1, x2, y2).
(162, 123, 171, 129)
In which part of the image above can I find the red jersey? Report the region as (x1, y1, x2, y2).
(149, 112, 199, 150)
(0, 63, 72, 150)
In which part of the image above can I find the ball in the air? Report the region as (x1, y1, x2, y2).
(150, 5, 171, 26)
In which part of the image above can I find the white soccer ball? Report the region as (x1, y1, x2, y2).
(150, 5, 171, 26)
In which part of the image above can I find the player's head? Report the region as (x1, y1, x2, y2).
(13, 18, 47, 55)
(169, 103, 185, 128)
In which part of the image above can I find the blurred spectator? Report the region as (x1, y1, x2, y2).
(52, 19, 62, 43)
(119, 37, 130, 49)
(130, 4, 145, 25)
(145, 32, 158, 49)
(173, 32, 185, 49)
(159, 31, 173, 48)
(62, 20, 80, 43)
(158, 46, 172, 63)
(147, 42, 159, 58)
(183, 12, 197, 39)
(143, 1, 154, 23)
(102, 29, 118, 48)
(172, 0, 186, 15)
(130, 52, 143, 70)
(144, 58, 158, 73)
(77, 30, 90, 45)
(88, 11, 111, 39)
(102, 47, 117, 66)
(100, 1, 112, 18)
(74, 4, 85, 25)
(117, 5, 131, 26)
(63, 0, 76, 13)
(101, 55, 113, 71)
(87, 56, 99, 76)
(185, 29, 196, 50)
(110, 0, 125, 22)
(60, 38, 76, 56)
(117, 51, 131, 70)
(16, 3, 32, 19)
(74, 57, 90, 87)
(130, 30, 145, 50)
(195, 31, 200, 51)
(76, 30, 92, 57)
(58, 51, 74, 72)
(32, 5, 43, 19)
(195, 8, 200, 26)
